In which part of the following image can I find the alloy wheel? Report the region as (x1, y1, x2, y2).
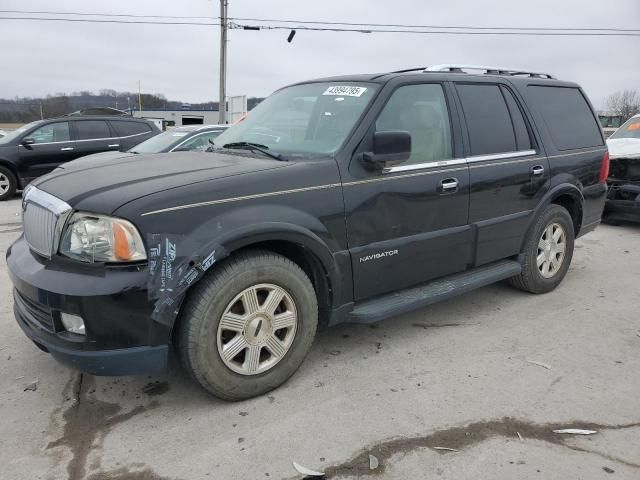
(537, 222, 566, 278)
(216, 283, 298, 375)
(0, 173, 9, 194)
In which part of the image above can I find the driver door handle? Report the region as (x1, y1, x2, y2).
(60, 147, 74, 151)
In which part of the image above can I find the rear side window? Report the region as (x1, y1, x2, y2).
(457, 84, 516, 156)
(501, 87, 532, 151)
(528, 86, 603, 151)
(75, 121, 111, 140)
(111, 120, 152, 137)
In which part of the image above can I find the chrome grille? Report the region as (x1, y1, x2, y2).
(22, 186, 72, 258)
(23, 203, 57, 256)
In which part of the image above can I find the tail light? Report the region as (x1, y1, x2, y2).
(599, 151, 610, 183)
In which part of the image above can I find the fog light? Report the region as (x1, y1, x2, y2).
(60, 312, 86, 335)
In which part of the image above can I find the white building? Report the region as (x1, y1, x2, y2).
(132, 109, 220, 129)
(132, 96, 248, 129)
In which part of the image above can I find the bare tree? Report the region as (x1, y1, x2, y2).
(606, 90, 640, 121)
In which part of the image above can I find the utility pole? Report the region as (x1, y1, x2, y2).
(218, 0, 228, 124)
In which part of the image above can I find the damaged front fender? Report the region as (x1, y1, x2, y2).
(147, 233, 228, 326)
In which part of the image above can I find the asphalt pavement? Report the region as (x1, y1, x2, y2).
(0, 195, 638, 480)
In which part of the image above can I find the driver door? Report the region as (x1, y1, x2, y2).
(343, 82, 472, 301)
(17, 121, 77, 180)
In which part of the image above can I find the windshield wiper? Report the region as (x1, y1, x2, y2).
(222, 141, 285, 161)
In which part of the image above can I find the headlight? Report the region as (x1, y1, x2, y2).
(59, 212, 146, 263)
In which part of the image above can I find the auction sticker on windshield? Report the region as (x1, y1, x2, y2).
(323, 86, 367, 97)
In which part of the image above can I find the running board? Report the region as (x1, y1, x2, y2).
(347, 260, 522, 324)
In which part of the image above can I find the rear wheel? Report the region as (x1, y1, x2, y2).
(509, 204, 575, 294)
(0, 166, 17, 201)
(178, 250, 318, 401)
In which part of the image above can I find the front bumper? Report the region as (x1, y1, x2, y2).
(7, 235, 169, 375)
(604, 181, 640, 223)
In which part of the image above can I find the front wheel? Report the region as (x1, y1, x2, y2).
(177, 250, 318, 400)
(0, 166, 17, 201)
(508, 204, 575, 294)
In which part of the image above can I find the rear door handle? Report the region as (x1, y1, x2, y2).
(531, 165, 545, 176)
(60, 147, 74, 151)
(440, 177, 459, 191)
(108, 144, 120, 148)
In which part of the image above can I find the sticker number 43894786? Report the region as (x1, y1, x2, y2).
(322, 86, 367, 97)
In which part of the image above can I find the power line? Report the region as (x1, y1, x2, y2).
(0, 9, 216, 20)
(0, 9, 638, 33)
(233, 23, 640, 36)
(0, 16, 218, 26)
(1, 15, 640, 36)
(229, 16, 640, 33)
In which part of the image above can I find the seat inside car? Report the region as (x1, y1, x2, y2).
(399, 103, 447, 162)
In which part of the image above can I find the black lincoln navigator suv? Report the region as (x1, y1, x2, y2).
(8, 65, 608, 400)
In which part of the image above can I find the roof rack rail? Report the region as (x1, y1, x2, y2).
(389, 67, 427, 74)
(424, 64, 555, 79)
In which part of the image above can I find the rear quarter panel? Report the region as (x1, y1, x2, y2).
(517, 82, 608, 233)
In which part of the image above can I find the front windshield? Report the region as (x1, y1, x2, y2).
(0, 120, 43, 145)
(129, 130, 191, 153)
(214, 82, 378, 155)
(610, 116, 640, 140)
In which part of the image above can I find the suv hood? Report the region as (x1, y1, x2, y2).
(61, 150, 136, 168)
(607, 138, 640, 160)
(33, 151, 289, 213)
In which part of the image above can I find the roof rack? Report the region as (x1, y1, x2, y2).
(424, 64, 555, 79)
(388, 67, 427, 74)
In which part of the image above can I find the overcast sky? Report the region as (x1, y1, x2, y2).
(1, 0, 639, 109)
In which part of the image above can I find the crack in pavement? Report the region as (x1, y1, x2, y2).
(46, 372, 174, 480)
(289, 417, 640, 479)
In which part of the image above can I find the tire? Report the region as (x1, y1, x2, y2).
(177, 250, 318, 401)
(0, 166, 17, 201)
(508, 204, 575, 294)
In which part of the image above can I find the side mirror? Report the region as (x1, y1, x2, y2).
(22, 137, 35, 145)
(361, 131, 411, 170)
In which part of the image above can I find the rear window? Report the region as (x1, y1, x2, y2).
(74, 120, 111, 140)
(111, 120, 152, 137)
(528, 86, 603, 151)
(456, 84, 517, 156)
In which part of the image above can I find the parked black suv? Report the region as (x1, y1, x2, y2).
(8, 65, 608, 400)
(0, 116, 159, 200)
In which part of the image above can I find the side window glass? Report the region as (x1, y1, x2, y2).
(457, 84, 516, 156)
(29, 122, 70, 144)
(375, 84, 453, 165)
(179, 134, 208, 151)
(179, 131, 226, 151)
(111, 121, 151, 137)
(501, 87, 532, 151)
(527, 86, 603, 151)
(75, 121, 111, 141)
